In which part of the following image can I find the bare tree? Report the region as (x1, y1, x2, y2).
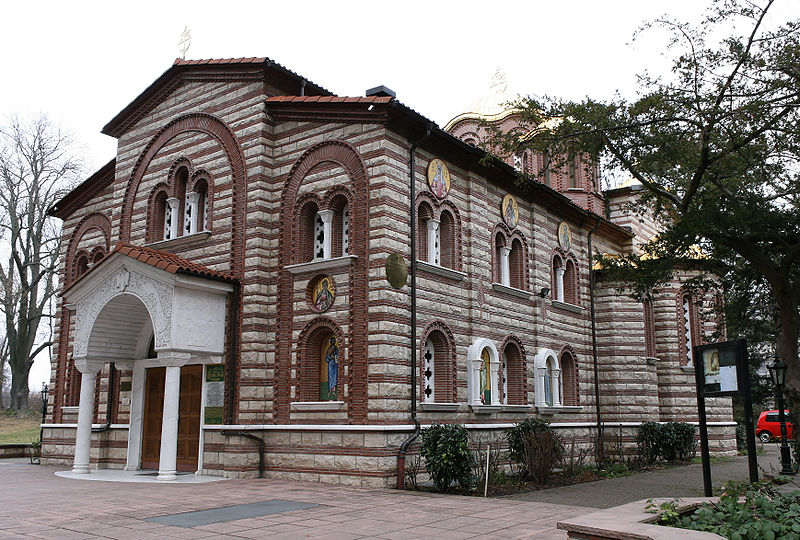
(0, 116, 80, 410)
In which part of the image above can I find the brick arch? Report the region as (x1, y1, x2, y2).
(509, 230, 530, 291)
(419, 321, 457, 403)
(500, 335, 527, 405)
(277, 140, 369, 422)
(65, 212, 112, 285)
(188, 168, 211, 192)
(559, 344, 579, 406)
(119, 113, 246, 276)
(168, 157, 193, 198)
(296, 317, 347, 402)
(294, 192, 324, 263)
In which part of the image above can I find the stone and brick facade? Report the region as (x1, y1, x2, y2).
(41, 57, 735, 487)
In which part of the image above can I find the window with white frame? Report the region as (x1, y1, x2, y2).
(534, 349, 562, 408)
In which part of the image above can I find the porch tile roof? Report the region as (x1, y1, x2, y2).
(111, 242, 236, 283)
(265, 95, 393, 104)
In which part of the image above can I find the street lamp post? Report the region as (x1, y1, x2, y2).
(767, 357, 795, 476)
(39, 382, 49, 444)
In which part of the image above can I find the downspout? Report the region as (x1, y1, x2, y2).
(396, 123, 432, 489)
(92, 363, 115, 433)
(221, 431, 265, 478)
(587, 219, 603, 464)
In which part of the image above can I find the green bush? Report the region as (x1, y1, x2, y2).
(419, 423, 475, 492)
(660, 481, 800, 539)
(507, 418, 553, 465)
(637, 422, 697, 464)
(507, 419, 563, 483)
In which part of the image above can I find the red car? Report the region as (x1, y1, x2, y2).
(756, 410, 796, 443)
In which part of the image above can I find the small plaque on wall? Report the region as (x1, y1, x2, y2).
(119, 381, 132, 392)
(206, 364, 224, 382)
(204, 406, 223, 425)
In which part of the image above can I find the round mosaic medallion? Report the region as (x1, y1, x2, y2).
(427, 158, 451, 199)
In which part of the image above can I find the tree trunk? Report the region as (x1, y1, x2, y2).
(9, 363, 29, 410)
(777, 300, 800, 438)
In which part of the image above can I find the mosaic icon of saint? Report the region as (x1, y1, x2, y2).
(503, 195, 518, 229)
(314, 277, 334, 311)
(480, 348, 491, 404)
(431, 162, 447, 198)
(559, 222, 572, 251)
(325, 337, 339, 399)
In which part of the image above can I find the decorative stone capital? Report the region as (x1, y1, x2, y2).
(73, 356, 105, 374)
(157, 350, 192, 367)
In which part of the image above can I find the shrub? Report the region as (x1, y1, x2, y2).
(637, 422, 697, 464)
(659, 481, 800, 539)
(419, 423, 474, 492)
(507, 419, 563, 483)
(637, 421, 662, 464)
(507, 418, 553, 466)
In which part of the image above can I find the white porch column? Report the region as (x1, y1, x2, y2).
(318, 209, 334, 259)
(552, 369, 562, 407)
(499, 246, 511, 286)
(426, 219, 440, 264)
(72, 357, 104, 474)
(157, 351, 191, 481)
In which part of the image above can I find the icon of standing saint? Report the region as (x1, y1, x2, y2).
(311, 275, 336, 312)
(502, 194, 519, 229)
(427, 158, 451, 199)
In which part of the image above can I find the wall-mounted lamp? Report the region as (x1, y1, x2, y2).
(538, 287, 550, 299)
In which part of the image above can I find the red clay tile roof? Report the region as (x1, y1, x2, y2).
(265, 95, 393, 104)
(173, 57, 268, 66)
(111, 242, 236, 282)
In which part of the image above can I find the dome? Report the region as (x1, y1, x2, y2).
(444, 69, 521, 130)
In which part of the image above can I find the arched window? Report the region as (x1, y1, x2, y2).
(560, 350, 578, 406)
(439, 210, 455, 268)
(509, 238, 525, 290)
(421, 329, 454, 404)
(417, 201, 434, 264)
(468, 339, 500, 406)
(75, 252, 90, 278)
(300, 325, 343, 402)
(330, 194, 350, 258)
(174, 167, 189, 236)
(542, 150, 552, 187)
(494, 232, 508, 285)
(91, 248, 105, 264)
(553, 255, 565, 302)
(534, 349, 562, 408)
(298, 200, 320, 262)
(480, 347, 492, 404)
(150, 190, 169, 242)
(568, 156, 578, 188)
(643, 297, 656, 358)
(502, 341, 525, 405)
(564, 259, 578, 304)
(186, 177, 209, 235)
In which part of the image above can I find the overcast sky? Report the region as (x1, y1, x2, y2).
(2, 0, 797, 390)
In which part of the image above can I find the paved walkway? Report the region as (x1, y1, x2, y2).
(0, 445, 796, 539)
(0, 460, 591, 539)
(506, 443, 796, 509)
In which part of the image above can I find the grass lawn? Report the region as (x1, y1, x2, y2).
(0, 414, 41, 444)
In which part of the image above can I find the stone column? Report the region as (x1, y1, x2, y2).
(555, 267, 565, 302)
(157, 351, 191, 481)
(72, 357, 104, 474)
(499, 246, 511, 287)
(426, 219, 440, 264)
(185, 191, 201, 235)
(318, 209, 334, 260)
(166, 197, 180, 240)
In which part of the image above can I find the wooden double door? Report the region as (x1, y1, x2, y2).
(140, 365, 203, 471)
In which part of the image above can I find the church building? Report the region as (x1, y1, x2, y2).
(41, 57, 735, 486)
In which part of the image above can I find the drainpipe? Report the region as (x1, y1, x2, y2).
(300, 79, 306, 97)
(587, 218, 604, 464)
(221, 431, 265, 478)
(396, 124, 432, 489)
(92, 363, 115, 433)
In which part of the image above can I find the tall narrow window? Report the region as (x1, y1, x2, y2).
(502, 342, 524, 405)
(480, 347, 492, 404)
(319, 333, 340, 400)
(495, 233, 509, 285)
(644, 297, 656, 358)
(417, 201, 433, 263)
(568, 157, 577, 188)
(298, 202, 319, 262)
(174, 167, 189, 236)
(314, 213, 325, 259)
(439, 210, 455, 268)
(543, 150, 551, 186)
(423, 338, 435, 403)
(553, 256, 565, 302)
(560, 351, 578, 406)
(509, 238, 524, 290)
(565, 259, 578, 304)
(341, 205, 349, 255)
(682, 294, 696, 366)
